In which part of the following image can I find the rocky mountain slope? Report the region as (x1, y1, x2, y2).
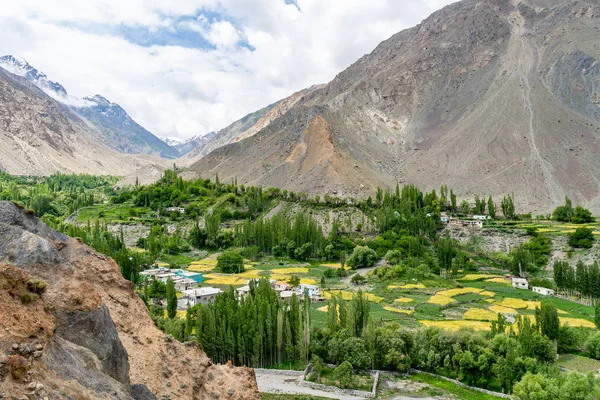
(0, 201, 261, 399)
(180, 87, 318, 163)
(0, 66, 169, 176)
(73, 95, 179, 158)
(0, 56, 181, 159)
(185, 0, 600, 213)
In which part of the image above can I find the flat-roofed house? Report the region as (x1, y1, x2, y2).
(532, 286, 554, 296)
(512, 277, 529, 290)
(181, 287, 223, 306)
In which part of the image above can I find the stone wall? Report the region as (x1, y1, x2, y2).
(410, 369, 512, 399)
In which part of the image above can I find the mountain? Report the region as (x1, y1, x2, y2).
(0, 66, 167, 176)
(73, 95, 180, 158)
(0, 55, 180, 159)
(184, 0, 600, 213)
(0, 55, 68, 100)
(180, 87, 318, 162)
(0, 202, 260, 399)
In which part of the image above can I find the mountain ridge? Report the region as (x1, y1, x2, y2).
(184, 0, 600, 213)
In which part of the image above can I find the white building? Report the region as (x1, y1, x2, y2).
(532, 286, 555, 296)
(473, 215, 491, 221)
(174, 278, 198, 292)
(166, 207, 186, 214)
(440, 215, 450, 223)
(512, 277, 529, 290)
(181, 287, 223, 306)
(140, 267, 170, 280)
(299, 284, 320, 297)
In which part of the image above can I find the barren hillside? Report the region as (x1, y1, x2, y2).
(0, 67, 168, 176)
(185, 0, 600, 213)
(0, 201, 260, 399)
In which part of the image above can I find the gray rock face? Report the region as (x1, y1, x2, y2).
(131, 384, 157, 400)
(54, 305, 130, 386)
(44, 336, 132, 399)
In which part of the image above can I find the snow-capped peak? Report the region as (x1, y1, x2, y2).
(0, 55, 93, 107)
(159, 136, 186, 146)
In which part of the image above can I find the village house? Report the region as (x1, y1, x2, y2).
(473, 215, 491, 221)
(172, 269, 203, 283)
(174, 278, 198, 292)
(512, 277, 529, 290)
(181, 287, 223, 307)
(298, 284, 320, 297)
(440, 213, 450, 223)
(139, 267, 170, 280)
(166, 206, 186, 214)
(532, 286, 555, 296)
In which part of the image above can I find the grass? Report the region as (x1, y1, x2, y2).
(557, 354, 600, 373)
(262, 394, 331, 400)
(316, 367, 374, 391)
(409, 373, 507, 400)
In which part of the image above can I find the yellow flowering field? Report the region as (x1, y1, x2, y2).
(300, 278, 318, 285)
(323, 290, 353, 300)
(419, 320, 491, 332)
(485, 277, 510, 284)
(320, 262, 343, 269)
(156, 262, 170, 267)
(496, 298, 540, 310)
(384, 306, 414, 314)
(463, 308, 498, 321)
(480, 291, 496, 297)
(459, 274, 502, 281)
(427, 295, 455, 306)
(323, 290, 383, 303)
(203, 274, 244, 286)
(489, 305, 518, 315)
(273, 267, 310, 274)
(269, 274, 292, 282)
(436, 288, 485, 297)
(557, 309, 569, 315)
(317, 305, 329, 312)
(394, 297, 414, 303)
(365, 293, 384, 303)
(389, 283, 426, 290)
(560, 318, 595, 328)
(237, 270, 262, 279)
(187, 264, 215, 272)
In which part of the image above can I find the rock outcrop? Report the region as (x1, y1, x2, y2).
(0, 201, 261, 399)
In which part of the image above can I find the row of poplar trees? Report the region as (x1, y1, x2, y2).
(192, 279, 311, 367)
(554, 260, 600, 305)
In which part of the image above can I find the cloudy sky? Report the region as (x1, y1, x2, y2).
(1, 0, 456, 140)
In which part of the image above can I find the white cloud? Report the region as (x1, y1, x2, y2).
(0, 0, 457, 139)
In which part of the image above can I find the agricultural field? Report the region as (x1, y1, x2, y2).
(557, 354, 600, 373)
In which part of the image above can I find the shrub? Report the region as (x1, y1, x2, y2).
(27, 279, 47, 295)
(21, 293, 39, 304)
(351, 274, 366, 285)
(217, 251, 245, 274)
(333, 361, 355, 389)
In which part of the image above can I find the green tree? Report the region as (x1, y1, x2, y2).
(288, 275, 301, 288)
(536, 302, 560, 341)
(217, 251, 245, 273)
(166, 278, 177, 320)
(488, 196, 496, 219)
(572, 206, 595, 224)
(553, 196, 574, 222)
(333, 361, 354, 389)
(595, 302, 600, 330)
(311, 355, 324, 383)
(346, 246, 378, 269)
(559, 372, 595, 400)
(513, 372, 557, 400)
(569, 227, 594, 249)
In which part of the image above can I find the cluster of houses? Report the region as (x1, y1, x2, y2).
(166, 207, 186, 214)
(140, 267, 203, 291)
(141, 266, 323, 310)
(439, 213, 492, 229)
(511, 276, 555, 296)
